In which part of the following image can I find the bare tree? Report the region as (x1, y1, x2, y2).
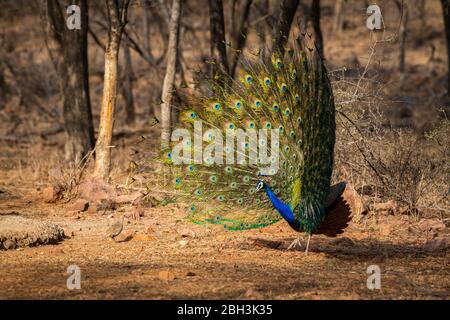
(272, 0, 300, 55)
(40, 0, 94, 163)
(311, 0, 324, 57)
(442, 0, 450, 96)
(95, 0, 130, 179)
(208, 0, 230, 83)
(160, 0, 182, 149)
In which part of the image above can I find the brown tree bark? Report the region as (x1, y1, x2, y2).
(40, 0, 94, 163)
(122, 38, 135, 125)
(160, 0, 182, 149)
(95, 0, 130, 179)
(229, 0, 253, 78)
(442, 0, 450, 96)
(208, 0, 230, 83)
(311, 0, 324, 58)
(272, 0, 300, 55)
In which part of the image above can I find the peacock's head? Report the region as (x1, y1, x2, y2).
(255, 180, 265, 192)
(256, 174, 271, 192)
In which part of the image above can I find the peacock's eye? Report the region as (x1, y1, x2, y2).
(195, 189, 203, 196)
(167, 152, 172, 159)
(272, 104, 279, 111)
(281, 83, 287, 92)
(265, 122, 271, 129)
(264, 77, 271, 86)
(235, 101, 242, 109)
(228, 123, 235, 129)
(248, 121, 255, 129)
(174, 177, 181, 185)
(278, 125, 284, 132)
(295, 94, 300, 103)
(254, 100, 262, 107)
(209, 175, 218, 182)
(213, 103, 221, 110)
(190, 205, 196, 212)
(245, 74, 253, 83)
(284, 108, 290, 116)
(189, 112, 197, 118)
(217, 195, 224, 201)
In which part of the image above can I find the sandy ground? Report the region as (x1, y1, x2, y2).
(0, 190, 448, 300)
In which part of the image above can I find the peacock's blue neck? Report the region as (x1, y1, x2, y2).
(263, 184, 295, 224)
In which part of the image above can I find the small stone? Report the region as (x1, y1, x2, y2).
(185, 271, 196, 277)
(179, 240, 188, 247)
(42, 186, 62, 203)
(158, 270, 175, 281)
(67, 199, 89, 212)
(3, 240, 17, 250)
(114, 229, 134, 242)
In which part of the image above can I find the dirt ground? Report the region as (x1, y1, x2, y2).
(0, 0, 449, 299)
(0, 188, 448, 300)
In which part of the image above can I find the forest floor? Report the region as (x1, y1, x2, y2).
(0, 0, 449, 299)
(0, 180, 448, 299)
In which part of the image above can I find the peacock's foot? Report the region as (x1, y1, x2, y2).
(287, 237, 302, 250)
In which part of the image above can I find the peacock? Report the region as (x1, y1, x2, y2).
(147, 34, 351, 255)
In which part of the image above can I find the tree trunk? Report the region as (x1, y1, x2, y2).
(272, 0, 300, 55)
(208, 0, 230, 83)
(40, 0, 94, 163)
(122, 39, 135, 125)
(95, 0, 130, 179)
(160, 0, 182, 149)
(230, 0, 253, 78)
(311, 0, 324, 58)
(442, 0, 450, 96)
(140, 0, 154, 63)
(333, 0, 345, 33)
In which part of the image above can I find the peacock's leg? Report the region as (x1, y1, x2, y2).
(287, 236, 302, 250)
(304, 235, 311, 255)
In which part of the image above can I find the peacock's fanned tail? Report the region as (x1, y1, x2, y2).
(148, 34, 336, 233)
